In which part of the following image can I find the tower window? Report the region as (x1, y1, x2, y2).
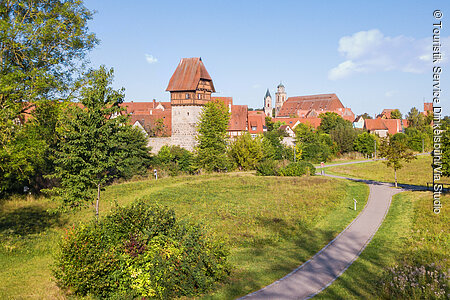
(186, 93, 190, 99)
(197, 94, 201, 99)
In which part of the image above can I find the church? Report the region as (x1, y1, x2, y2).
(264, 84, 354, 121)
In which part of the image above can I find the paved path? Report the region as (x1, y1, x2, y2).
(240, 175, 403, 300)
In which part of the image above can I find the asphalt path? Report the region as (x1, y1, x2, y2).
(240, 174, 405, 300)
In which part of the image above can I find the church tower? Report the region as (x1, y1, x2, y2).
(166, 57, 215, 150)
(264, 89, 272, 117)
(275, 82, 286, 117)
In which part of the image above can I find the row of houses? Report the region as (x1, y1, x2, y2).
(120, 58, 432, 152)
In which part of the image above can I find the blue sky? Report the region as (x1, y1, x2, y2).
(84, 0, 449, 117)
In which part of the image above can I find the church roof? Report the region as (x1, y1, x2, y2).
(265, 89, 271, 99)
(166, 57, 215, 92)
(278, 93, 344, 117)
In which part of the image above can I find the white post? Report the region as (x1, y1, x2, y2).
(353, 198, 357, 211)
(154, 169, 158, 180)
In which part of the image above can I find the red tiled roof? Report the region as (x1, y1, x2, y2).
(130, 112, 172, 137)
(379, 109, 395, 119)
(297, 117, 322, 128)
(166, 57, 215, 92)
(229, 105, 248, 131)
(248, 112, 265, 134)
(278, 93, 344, 117)
(121, 101, 171, 115)
(365, 118, 401, 135)
(211, 96, 233, 108)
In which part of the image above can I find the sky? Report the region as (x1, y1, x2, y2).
(84, 0, 450, 117)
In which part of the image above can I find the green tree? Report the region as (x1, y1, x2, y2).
(195, 100, 230, 172)
(295, 123, 336, 163)
(406, 107, 426, 130)
(228, 133, 263, 170)
(0, 0, 97, 194)
(390, 109, 402, 119)
(360, 113, 372, 119)
(48, 67, 150, 218)
(378, 134, 416, 187)
(330, 124, 358, 153)
(354, 132, 377, 157)
(318, 112, 352, 134)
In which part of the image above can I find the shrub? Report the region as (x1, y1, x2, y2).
(381, 262, 449, 299)
(256, 159, 278, 176)
(278, 161, 316, 177)
(53, 201, 230, 298)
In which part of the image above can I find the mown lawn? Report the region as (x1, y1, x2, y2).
(316, 191, 449, 299)
(0, 173, 368, 299)
(325, 154, 433, 187)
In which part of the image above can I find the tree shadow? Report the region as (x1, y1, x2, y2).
(0, 205, 66, 236)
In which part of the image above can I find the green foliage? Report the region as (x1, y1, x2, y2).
(0, 122, 47, 195)
(330, 123, 358, 153)
(295, 123, 336, 163)
(156, 145, 195, 176)
(360, 113, 372, 119)
(228, 133, 263, 170)
(0, 0, 97, 196)
(195, 101, 231, 172)
(318, 112, 352, 134)
(53, 201, 230, 298)
(278, 161, 316, 177)
(262, 129, 286, 160)
(47, 67, 151, 215)
(404, 127, 429, 152)
(406, 107, 426, 131)
(389, 109, 402, 119)
(353, 132, 377, 156)
(378, 134, 417, 187)
(0, 0, 98, 103)
(255, 159, 278, 176)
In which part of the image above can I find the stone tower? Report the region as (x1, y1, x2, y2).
(275, 82, 287, 117)
(264, 89, 272, 117)
(166, 57, 215, 150)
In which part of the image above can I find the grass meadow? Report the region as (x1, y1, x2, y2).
(0, 173, 368, 299)
(325, 154, 433, 187)
(316, 191, 449, 299)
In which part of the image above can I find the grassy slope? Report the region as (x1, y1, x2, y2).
(316, 191, 449, 299)
(325, 155, 432, 186)
(0, 173, 368, 299)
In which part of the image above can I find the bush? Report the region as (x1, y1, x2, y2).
(53, 201, 230, 298)
(256, 159, 278, 176)
(278, 161, 316, 177)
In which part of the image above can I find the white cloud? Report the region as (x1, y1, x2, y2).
(145, 54, 158, 64)
(328, 29, 450, 80)
(385, 90, 397, 98)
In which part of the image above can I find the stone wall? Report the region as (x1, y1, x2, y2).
(171, 105, 203, 151)
(147, 137, 172, 153)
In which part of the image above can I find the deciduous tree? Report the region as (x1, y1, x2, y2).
(378, 134, 416, 187)
(195, 100, 230, 172)
(48, 67, 151, 218)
